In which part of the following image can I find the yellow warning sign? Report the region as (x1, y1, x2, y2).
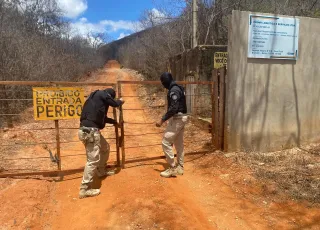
(33, 87, 85, 121)
(214, 52, 228, 69)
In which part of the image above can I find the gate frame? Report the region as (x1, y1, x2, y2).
(0, 80, 119, 178)
(117, 80, 215, 169)
(0, 74, 227, 177)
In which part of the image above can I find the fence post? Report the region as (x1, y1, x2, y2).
(213, 69, 219, 148)
(222, 66, 227, 151)
(54, 120, 61, 170)
(118, 82, 126, 169)
(211, 79, 215, 147)
(113, 107, 120, 167)
(218, 67, 226, 150)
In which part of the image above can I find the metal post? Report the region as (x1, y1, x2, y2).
(54, 120, 61, 170)
(118, 83, 126, 168)
(113, 107, 120, 166)
(219, 67, 226, 151)
(211, 80, 215, 147)
(213, 69, 219, 149)
(192, 0, 198, 48)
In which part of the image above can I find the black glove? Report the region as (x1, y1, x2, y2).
(105, 117, 118, 125)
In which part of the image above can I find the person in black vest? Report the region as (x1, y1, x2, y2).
(78, 88, 124, 199)
(156, 72, 188, 178)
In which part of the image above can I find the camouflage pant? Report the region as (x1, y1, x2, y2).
(162, 115, 188, 168)
(78, 127, 110, 190)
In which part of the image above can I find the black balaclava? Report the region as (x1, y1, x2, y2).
(160, 72, 173, 89)
(105, 88, 116, 99)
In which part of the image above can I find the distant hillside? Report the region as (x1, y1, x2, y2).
(99, 20, 188, 79)
(99, 28, 151, 62)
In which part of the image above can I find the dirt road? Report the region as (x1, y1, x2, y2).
(1, 67, 319, 230)
(47, 69, 216, 230)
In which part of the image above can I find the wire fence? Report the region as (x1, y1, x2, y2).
(0, 81, 118, 177)
(117, 80, 214, 168)
(0, 68, 226, 176)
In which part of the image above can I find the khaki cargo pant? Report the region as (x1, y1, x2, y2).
(78, 128, 110, 190)
(162, 115, 188, 168)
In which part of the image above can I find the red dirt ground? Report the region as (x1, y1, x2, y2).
(0, 64, 319, 230)
(105, 60, 121, 69)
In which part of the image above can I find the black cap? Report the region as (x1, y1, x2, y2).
(105, 88, 116, 99)
(160, 72, 173, 89)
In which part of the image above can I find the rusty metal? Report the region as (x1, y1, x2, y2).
(124, 132, 163, 137)
(125, 144, 162, 149)
(222, 66, 227, 151)
(124, 122, 154, 125)
(118, 82, 126, 168)
(0, 80, 121, 175)
(123, 108, 145, 111)
(113, 107, 120, 166)
(0, 99, 33, 101)
(117, 80, 213, 85)
(120, 93, 211, 98)
(211, 67, 227, 150)
(1, 142, 56, 147)
(54, 120, 61, 170)
(0, 81, 115, 87)
(116, 79, 216, 170)
(0, 167, 84, 178)
(0, 79, 218, 175)
(211, 73, 215, 147)
(0, 114, 23, 116)
(124, 140, 210, 149)
(0, 127, 112, 131)
(213, 69, 219, 148)
(218, 67, 226, 150)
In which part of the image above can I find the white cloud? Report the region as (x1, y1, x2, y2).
(70, 18, 142, 38)
(151, 8, 166, 20)
(100, 20, 142, 33)
(117, 33, 130, 40)
(140, 8, 169, 29)
(150, 8, 170, 25)
(70, 17, 105, 35)
(56, 0, 87, 18)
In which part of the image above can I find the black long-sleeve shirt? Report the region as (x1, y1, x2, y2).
(162, 82, 187, 122)
(80, 90, 122, 129)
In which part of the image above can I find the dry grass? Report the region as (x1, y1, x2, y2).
(232, 146, 320, 203)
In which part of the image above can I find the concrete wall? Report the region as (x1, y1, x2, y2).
(226, 11, 320, 151)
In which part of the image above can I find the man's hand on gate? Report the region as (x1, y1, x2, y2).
(156, 119, 164, 127)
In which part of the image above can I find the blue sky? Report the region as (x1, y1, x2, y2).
(56, 0, 159, 41)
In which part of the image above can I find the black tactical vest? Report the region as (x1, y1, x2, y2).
(168, 83, 187, 114)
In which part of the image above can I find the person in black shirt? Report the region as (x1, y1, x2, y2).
(78, 88, 124, 199)
(156, 72, 188, 178)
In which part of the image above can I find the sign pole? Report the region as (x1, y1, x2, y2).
(54, 119, 61, 171)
